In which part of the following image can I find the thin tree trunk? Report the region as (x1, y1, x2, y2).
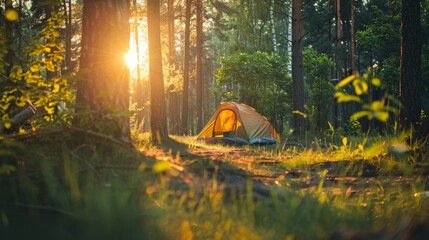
(148, 0, 169, 143)
(327, 0, 333, 80)
(196, 0, 203, 132)
(291, 0, 305, 135)
(335, 0, 342, 79)
(350, 0, 355, 71)
(133, 0, 144, 130)
(167, 0, 179, 134)
(270, 0, 278, 53)
(5, 0, 15, 77)
(63, 0, 72, 73)
(181, 0, 192, 135)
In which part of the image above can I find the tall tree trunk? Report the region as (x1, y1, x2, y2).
(327, 0, 333, 80)
(291, 0, 305, 135)
(74, 0, 131, 142)
(270, 0, 278, 53)
(63, 0, 72, 74)
(167, 0, 179, 134)
(4, 0, 15, 77)
(196, 0, 203, 132)
(133, 0, 144, 130)
(400, 0, 421, 127)
(181, 0, 192, 134)
(335, 0, 342, 79)
(350, 0, 355, 72)
(148, 0, 169, 144)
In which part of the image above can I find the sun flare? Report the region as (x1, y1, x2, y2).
(125, 50, 138, 70)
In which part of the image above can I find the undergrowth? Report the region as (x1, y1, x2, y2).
(0, 129, 428, 239)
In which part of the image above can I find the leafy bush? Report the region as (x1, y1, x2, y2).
(303, 48, 336, 132)
(214, 52, 291, 133)
(0, 11, 73, 134)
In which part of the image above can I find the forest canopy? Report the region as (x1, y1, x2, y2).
(1, 0, 428, 138)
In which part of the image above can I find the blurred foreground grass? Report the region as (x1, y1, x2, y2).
(1, 130, 429, 239)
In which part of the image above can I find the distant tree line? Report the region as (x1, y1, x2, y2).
(1, 0, 428, 142)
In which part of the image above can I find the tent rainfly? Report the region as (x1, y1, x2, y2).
(197, 102, 280, 145)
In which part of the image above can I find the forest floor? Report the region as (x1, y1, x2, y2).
(2, 131, 429, 239)
(149, 135, 429, 200)
(138, 135, 429, 239)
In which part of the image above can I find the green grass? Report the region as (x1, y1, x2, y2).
(1, 130, 429, 239)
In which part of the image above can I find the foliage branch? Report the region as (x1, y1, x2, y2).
(334, 69, 401, 122)
(1, 11, 72, 133)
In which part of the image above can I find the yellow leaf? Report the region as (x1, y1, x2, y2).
(335, 92, 362, 103)
(371, 78, 381, 87)
(335, 73, 358, 90)
(6, 96, 15, 102)
(152, 161, 171, 174)
(30, 64, 40, 73)
(9, 66, 23, 79)
(37, 81, 48, 88)
(52, 83, 60, 93)
(45, 61, 55, 72)
(15, 99, 26, 107)
(2, 103, 10, 111)
(342, 137, 348, 146)
(44, 106, 55, 115)
(374, 111, 389, 122)
(4, 122, 12, 129)
(180, 220, 193, 240)
(369, 101, 384, 111)
(5, 9, 18, 21)
(351, 111, 370, 120)
(352, 79, 368, 95)
(292, 110, 308, 118)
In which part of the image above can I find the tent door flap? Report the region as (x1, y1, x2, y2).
(213, 109, 237, 137)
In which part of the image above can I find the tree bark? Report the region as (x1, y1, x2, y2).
(270, 0, 278, 53)
(4, 0, 15, 77)
(74, 0, 131, 142)
(291, 0, 305, 135)
(167, 0, 179, 134)
(350, 0, 355, 71)
(181, 0, 192, 135)
(147, 0, 169, 144)
(63, 0, 72, 74)
(133, 0, 144, 130)
(196, 0, 203, 132)
(400, 0, 421, 127)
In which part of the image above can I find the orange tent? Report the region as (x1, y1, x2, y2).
(197, 102, 280, 145)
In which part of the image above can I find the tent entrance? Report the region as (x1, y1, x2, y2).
(213, 109, 237, 137)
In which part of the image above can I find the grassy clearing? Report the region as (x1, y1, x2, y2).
(1, 130, 429, 239)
